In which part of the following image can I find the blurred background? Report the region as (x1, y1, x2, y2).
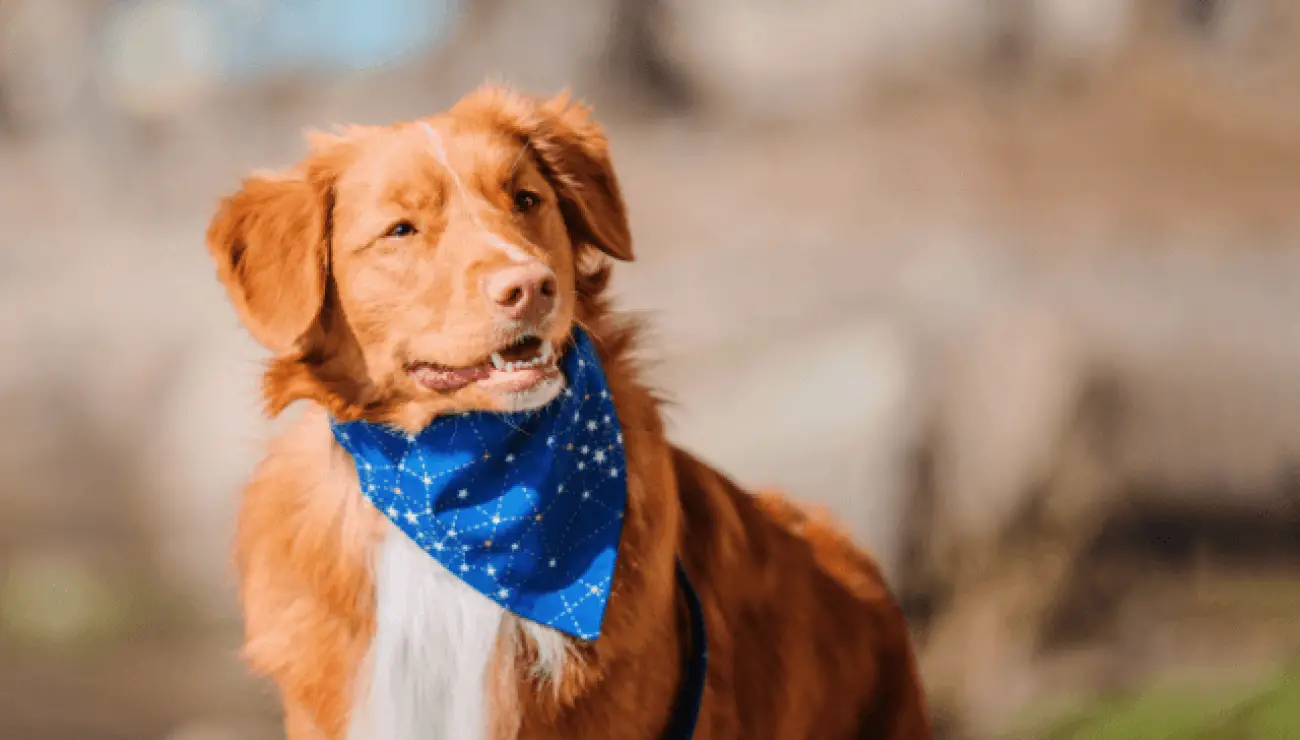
(3, 0, 1300, 738)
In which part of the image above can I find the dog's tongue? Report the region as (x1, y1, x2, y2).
(411, 363, 491, 391)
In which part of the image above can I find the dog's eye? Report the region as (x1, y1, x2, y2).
(513, 190, 541, 213)
(384, 221, 418, 238)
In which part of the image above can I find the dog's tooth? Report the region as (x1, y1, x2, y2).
(540, 340, 554, 362)
(491, 352, 506, 370)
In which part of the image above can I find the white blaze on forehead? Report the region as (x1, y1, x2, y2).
(420, 121, 464, 197)
(419, 121, 532, 263)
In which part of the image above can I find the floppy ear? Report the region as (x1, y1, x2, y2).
(206, 166, 332, 353)
(462, 86, 634, 262)
(532, 93, 634, 262)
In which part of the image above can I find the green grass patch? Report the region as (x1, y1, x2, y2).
(1028, 666, 1300, 740)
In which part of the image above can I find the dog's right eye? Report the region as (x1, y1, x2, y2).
(384, 221, 418, 239)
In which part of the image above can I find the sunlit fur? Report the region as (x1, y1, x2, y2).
(207, 84, 931, 739)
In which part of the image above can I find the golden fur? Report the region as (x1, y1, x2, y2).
(206, 84, 930, 739)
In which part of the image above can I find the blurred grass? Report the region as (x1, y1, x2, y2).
(1033, 665, 1300, 740)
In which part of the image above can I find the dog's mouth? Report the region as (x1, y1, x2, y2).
(408, 335, 560, 394)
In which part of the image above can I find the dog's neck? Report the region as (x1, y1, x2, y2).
(511, 320, 688, 729)
(331, 328, 628, 642)
(335, 318, 688, 738)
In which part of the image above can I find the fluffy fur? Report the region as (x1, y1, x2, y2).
(349, 529, 505, 740)
(207, 84, 930, 739)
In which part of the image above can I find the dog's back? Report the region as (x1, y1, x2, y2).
(672, 448, 930, 738)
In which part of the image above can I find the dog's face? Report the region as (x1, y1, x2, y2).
(207, 87, 633, 425)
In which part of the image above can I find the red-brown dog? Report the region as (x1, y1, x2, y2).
(206, 85, 930, 739)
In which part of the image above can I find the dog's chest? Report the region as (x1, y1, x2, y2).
(347, 527, 509, 740)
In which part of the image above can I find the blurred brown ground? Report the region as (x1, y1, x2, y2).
(3, 1, 1300, 738)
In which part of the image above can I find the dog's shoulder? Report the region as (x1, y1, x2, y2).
(670, 445, 931, 738)
(236, 407, 385, 573)
(233, 407, 384, 736)
(670, 444, 889, 601)
(750, 490, 894, 604)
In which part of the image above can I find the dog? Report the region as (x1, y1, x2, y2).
(204, 84, 930, 739)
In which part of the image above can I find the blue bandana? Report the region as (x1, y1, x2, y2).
(330, 329, 627, 641)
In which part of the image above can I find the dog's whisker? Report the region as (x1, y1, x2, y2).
(572, 318, 604, 347)
(507, 141, 531, 178)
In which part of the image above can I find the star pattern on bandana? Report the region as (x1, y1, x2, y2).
(331, 330, 627, 640)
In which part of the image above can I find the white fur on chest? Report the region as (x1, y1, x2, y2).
(348, 527, 504, 740)
(347, 526, 571, 740)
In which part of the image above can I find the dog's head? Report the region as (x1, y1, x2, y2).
(206, 86, 633, 427)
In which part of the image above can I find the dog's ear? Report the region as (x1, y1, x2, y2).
(464, 86, 634, 262)
(533, 92, 633, 262)
(206, 155, 336, 353)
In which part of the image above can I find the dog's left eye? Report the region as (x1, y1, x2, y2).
(384, 221, 418, 238)
(513, 190, 541, 213)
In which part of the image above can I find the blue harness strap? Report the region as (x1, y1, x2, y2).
(663, 559, 708, 739)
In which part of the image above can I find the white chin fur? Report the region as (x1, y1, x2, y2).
(496, 373, 566, 412)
